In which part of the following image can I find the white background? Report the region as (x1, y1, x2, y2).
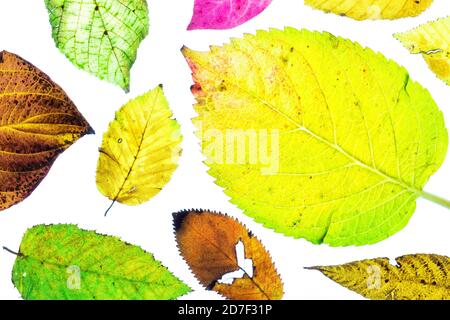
(0, 0, 449, 300)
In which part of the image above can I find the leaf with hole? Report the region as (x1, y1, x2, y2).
(188, 0, 272, 30)
(308, 254, 450, 300)
(183, 28, 449, 246)
(305, 0, 433, 20)
(174, 209, 283, 300)
(0, 51, 93, 212)
(96, 86, 182, 215)
(45, 0, 149, 91)
(11, 224, 190, 300)
(395, 16, 450, 85)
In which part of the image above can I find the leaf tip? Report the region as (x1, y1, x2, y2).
(172, 209, 191, 232)
(186, 22, 196, 31)
(304, 266, 320, 271)
(304, 265, 336, 277)
(173, 209, 208, 232)
(180, 45, 190, 55)
(122, 85, 131, 94)
(86, 125, 96, 135)
(393, 30, 406, 43)
(0, 50, 13, 64)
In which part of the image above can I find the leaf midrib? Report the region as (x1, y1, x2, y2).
(0, 112, 84, 143)
(188, 221, 272, 300)
(94, 1, 127, 83)
(192, 56, 424, 197)
(110, 90, 160, 202)
(19, 255, 177, 288)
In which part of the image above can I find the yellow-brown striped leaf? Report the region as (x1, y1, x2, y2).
(0, 51, 93, 211)
(308, 254, 450, 300)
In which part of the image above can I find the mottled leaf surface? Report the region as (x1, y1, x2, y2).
(96, 86, 182, 210)
(309, 254, 450, 300)
(0, 51, 92, 211)
(12, 224, 190, 300)
(183, 28, 448, 246)
(174, 209, 283, 300)
(395, 16, 450, 85)
(188, 0, 272, 30)
(45, 0, 149, 91)
(305, 0, 433, 20)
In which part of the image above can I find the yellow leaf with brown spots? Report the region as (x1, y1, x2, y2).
(308, 254, 450, 300)
(96, 86, 182, 215)
(183, 28, 449, 247)
(0, 51, 93, 211)
(174, 209, 284, 300)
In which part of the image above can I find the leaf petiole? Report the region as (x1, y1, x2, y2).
(104, 200, 116, 217)
(420, 191, 450, 210)
(2, 246, 22, 256)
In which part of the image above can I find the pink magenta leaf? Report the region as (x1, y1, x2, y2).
(188, 0, 272, 30)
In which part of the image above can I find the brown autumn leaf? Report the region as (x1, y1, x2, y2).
(0, 51, 93, 211)
(173, 209, 284, 300)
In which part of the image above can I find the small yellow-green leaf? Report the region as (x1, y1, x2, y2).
(45, 0, 149, 91)
(96, 86, 182, 214)
(305, 0, 433, 20)
(395, 16, 450, 85)
(12, 224, 191, 300)
(308, 254, 450, 300)
(183, 28, 449, 247)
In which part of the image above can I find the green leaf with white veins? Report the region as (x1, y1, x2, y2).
(45, 0, 149, 91)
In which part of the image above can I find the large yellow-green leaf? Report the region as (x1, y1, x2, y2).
(183, 28, 449, 247)
(45, 0, 149, 91)
(395, 16, 450, 85)
(305, 0, 433, 20)
(11, 224, 191, 300)
(96, 86, 182, 215)
(308, 254, 450, 300)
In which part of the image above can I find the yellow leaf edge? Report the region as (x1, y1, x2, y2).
(304, 0, 434, 21)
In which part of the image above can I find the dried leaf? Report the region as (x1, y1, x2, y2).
(305, 0, 433, 20)
(183, 28, 449, 246)
(395, 16, 450, 85)
(0, 51, 93, 211)
(45, 0, 149, 91)
(96, 86, 182, 214)
(174, 209, 283, 300)
(11, 224, 191, 300)
(188, 0, 272, 30)
(308, 254, 450, 300)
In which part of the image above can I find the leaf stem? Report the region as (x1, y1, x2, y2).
(104, 200, 116, 217)
(420, 191, 450, 210)
(3, 246, 22, 256)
